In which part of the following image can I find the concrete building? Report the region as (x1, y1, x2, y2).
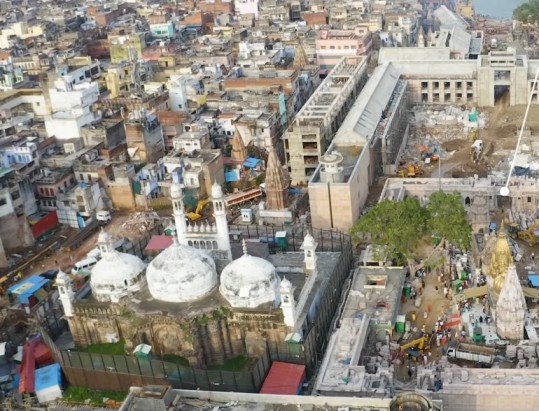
(315, 27, 372, 76)
(125, 111, 165, 163)
(235, 0, 260, 19)
(315, 265, 404, 397)
(45, 75, 100, 140)
(284, 56, 368, 185)
(378, 48, 533, 107)
(307, 47, 539, 230)
(108, 31, 146, 64)
(119, 386, 442, 410)
(308, 63, 408, 231)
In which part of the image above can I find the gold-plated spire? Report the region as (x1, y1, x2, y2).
(488, 223, 513, 295)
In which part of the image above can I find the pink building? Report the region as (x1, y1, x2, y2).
(316, 27, 372, 75)
(235, 0, 259, 19)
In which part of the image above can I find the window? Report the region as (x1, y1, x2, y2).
(0, 198, 6, 206)
(528, 196, 532, 203)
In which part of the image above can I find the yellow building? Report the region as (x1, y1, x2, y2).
(108, 32, 146, 65)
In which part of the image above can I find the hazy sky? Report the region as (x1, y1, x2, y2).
(473, 0, 528, 19)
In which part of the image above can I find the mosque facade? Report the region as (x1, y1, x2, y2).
(57, 182, 349, 368)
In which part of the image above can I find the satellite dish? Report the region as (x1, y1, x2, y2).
(500, 186, 510, 196)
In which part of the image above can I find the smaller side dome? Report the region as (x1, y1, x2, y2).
(220, 252, 280, 308)
(91, 251, 146, 303)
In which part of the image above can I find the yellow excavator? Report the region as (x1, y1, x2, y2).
(398, 164, 424, 178)
(186, 198, 209, 221)
(508, 221, 539, 246)
(400, 333, 433, 354)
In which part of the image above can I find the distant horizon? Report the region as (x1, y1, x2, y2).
(473, 0, 528, 20)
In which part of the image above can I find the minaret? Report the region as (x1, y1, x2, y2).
(417, 27, 425, 47)
(211, 181, 232, 260)
(230, 126, 247, 162)
(97, 227, 113, 255)
(265, 146, 289, 210)
(280, 276, 296, 327)
(301, 232, 318, 272)
(56, 269, 74, 317)
(171, 182, 188, 244)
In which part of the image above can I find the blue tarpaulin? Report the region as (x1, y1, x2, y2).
(243, 157, 261, 168)
(225, 170, 239, 182)
(7, 275, 49, 304)
(35, 363, 61, 392)
(529, 274, 539, 287)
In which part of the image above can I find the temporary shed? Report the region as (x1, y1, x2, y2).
(35, 363, 62, 403)
(260, 361, 306, 395)
(7, 275, 50, 308)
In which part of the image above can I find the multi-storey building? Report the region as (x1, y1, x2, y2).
(284, 57, 368, 185)
(315, 27, 372, 76)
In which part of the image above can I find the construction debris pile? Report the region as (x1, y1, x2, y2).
(121, 211, 162, 234)
(399, 106, 489, 176)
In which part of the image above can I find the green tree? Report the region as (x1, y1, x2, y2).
(350, 197, 428, 264)
(426, 191, 472, 250)
(514, 0, 539, 22)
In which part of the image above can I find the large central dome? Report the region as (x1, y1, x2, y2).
(146, 238, 218, 302)
(220, 244, 280, 308)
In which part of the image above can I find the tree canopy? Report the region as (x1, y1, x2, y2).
(427, 191, 472, 250)
(349, 197, 428, 264)
(350, 191, 472, 263)
(514, 0, 539, 23)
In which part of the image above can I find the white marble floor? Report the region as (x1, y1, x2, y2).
(461, 304, 502, 345)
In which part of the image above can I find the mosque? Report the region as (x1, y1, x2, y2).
(55, 181, 349, 367)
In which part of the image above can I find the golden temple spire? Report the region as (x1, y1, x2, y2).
(488, 224, 513, 295)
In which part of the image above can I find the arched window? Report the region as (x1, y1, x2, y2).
(212, 241, 218, 249)
(188, 240, 193, 246)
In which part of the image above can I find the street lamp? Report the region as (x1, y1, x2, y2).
(500, 66, 539, 196)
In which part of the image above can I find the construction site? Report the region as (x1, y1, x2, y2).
(396, 96, 539, 181)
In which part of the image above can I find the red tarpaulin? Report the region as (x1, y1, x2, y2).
(260, 361, 306, 395)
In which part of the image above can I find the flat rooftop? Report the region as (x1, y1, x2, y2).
(342, 266, 405, 327)
(121, 387, 395, 410)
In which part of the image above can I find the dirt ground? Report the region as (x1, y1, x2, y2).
(419, 94, 539, 179)
(32, 211, 170, 275)
(393, 242, 451, 381)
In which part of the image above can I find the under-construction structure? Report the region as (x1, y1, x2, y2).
(283, 56, 369, 185)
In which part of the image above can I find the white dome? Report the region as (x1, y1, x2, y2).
(91, 251, 146, 303)
(211, 181, 223, 199)
(220, 254, 280, 308)
(146, 241, 217, 302)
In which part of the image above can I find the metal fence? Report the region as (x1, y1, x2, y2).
(59, 347, 272, 393)
(229, 224, 350, 253)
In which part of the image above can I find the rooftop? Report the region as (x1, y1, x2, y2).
(121, 386, 397, 410)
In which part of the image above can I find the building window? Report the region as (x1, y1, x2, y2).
(0, 198, 6, 206)
(528, 196, 532, 203)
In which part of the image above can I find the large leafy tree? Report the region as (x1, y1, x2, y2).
(350, 197, 428, 264)
(426, 191, 472, 250)
(514, 0, 539, 23)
